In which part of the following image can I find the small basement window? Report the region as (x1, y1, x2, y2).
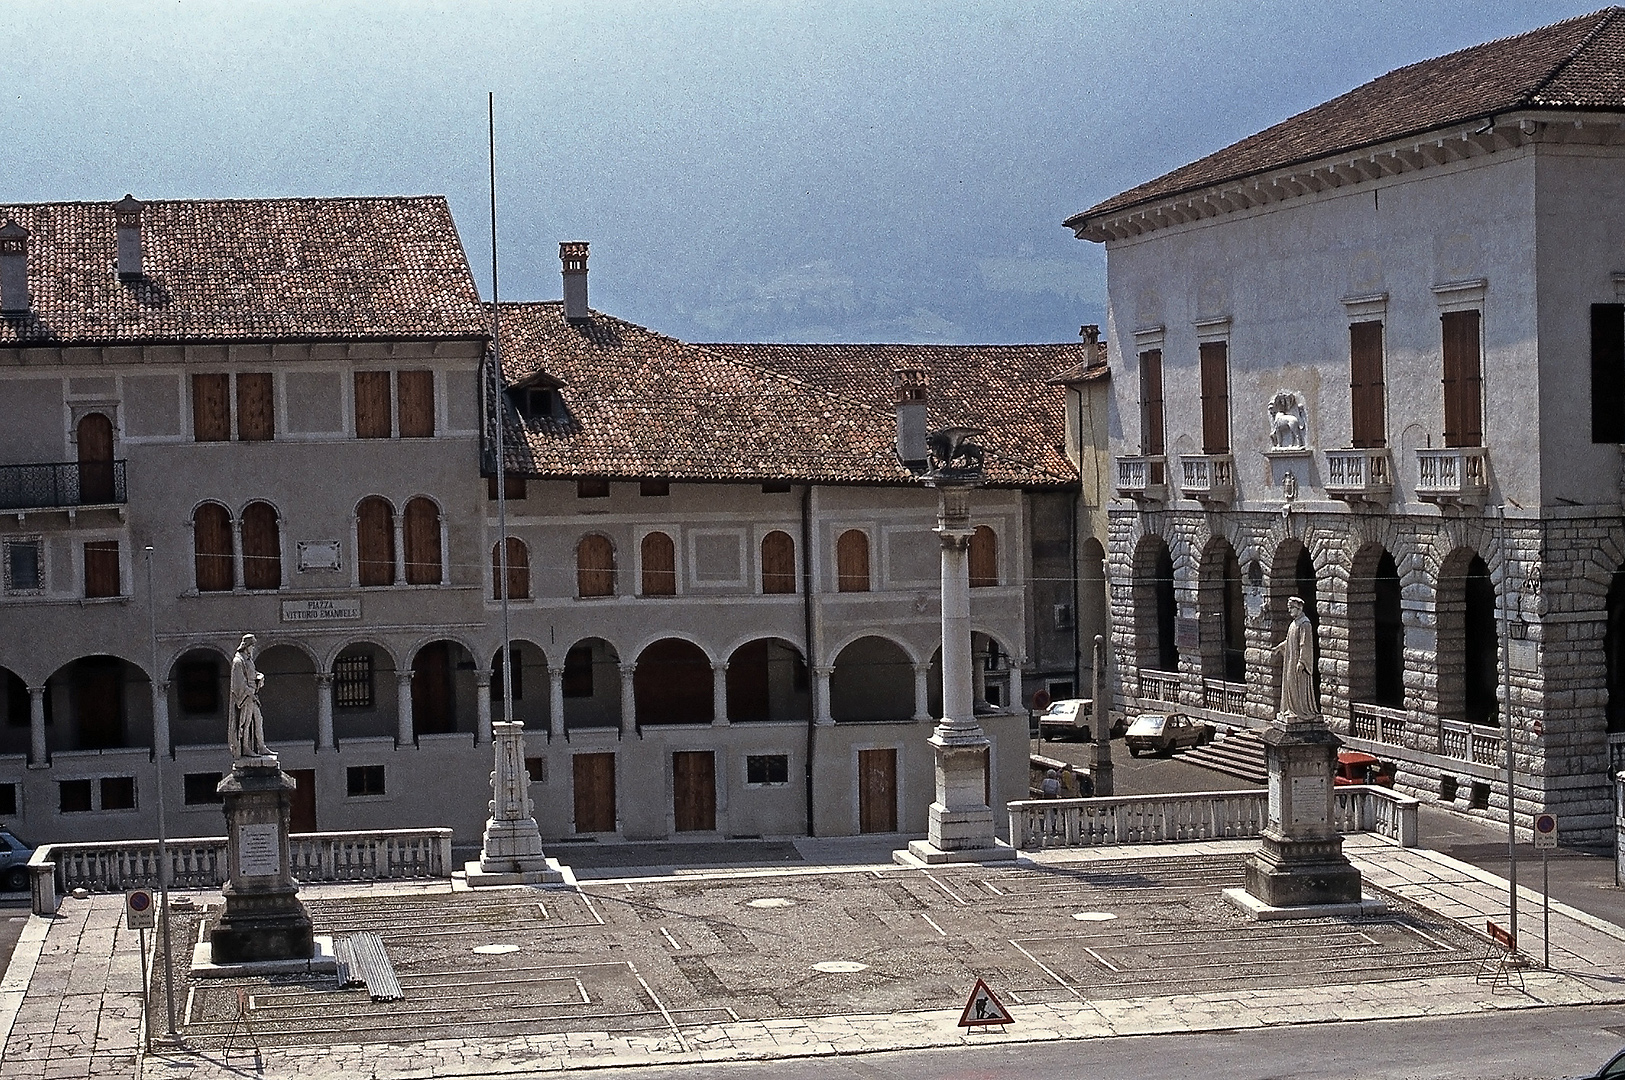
(0, 783, 16, 816)
(746, 754, 790, 786)
(640, 479, 670, 497)
(183, 773, 225, 805)
(347, 765, 386, 797)
(577, 477, 610, 499)
(525, 757, 547, 783)
(59, 779, 92, 813)
(101, 776, 136, 811)
(761, 481, 792, 494)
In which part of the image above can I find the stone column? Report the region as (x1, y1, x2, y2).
(231, 519, 245, 590)
(396, 671, 414, 746)
(475, 670, 493, 744)
(619, 665, 637, 733)
(467, 720, 562, 885)
(711, 662, 729, 726)
(912, 663, 932, 721)
(1089, 635, 1114, 796)
(27, 686, 46, 767)
(549, 668, 565, 737)
(151, 679, 171, 760)
(392, 513, 406, 585)
(314, 674, 335, 752)
(812, 666, 835, 726)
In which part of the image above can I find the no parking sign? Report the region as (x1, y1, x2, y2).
(1533, 813, 1558, 851)
(125, 888, 155, 930)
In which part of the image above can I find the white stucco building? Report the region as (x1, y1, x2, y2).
(1069, 8, 1625, 840)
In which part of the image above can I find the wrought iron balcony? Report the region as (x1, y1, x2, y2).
(0, 460, 126, 511)
(1415, 447, 1488, 506)
(1115, 455, 1167, 501)
(1179, 454, 1235, 505)
(1324, 448, 1393, 504)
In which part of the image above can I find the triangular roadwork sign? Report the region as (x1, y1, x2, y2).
(957, 978, 1014, 1027)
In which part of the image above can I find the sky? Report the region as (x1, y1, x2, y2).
(0, 1, 1603, 344)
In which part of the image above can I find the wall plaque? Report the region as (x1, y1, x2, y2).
(280, 598, 361, 623)
(1290, 775, 1328, 827)
(1175, 617, 1200, 651)
(297, 540, 343, 572)
(237, 823, 281, 877)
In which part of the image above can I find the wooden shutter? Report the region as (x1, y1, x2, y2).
(640, 532, 676, 596)
(1593, 304, 1625, 443)
(577, 535, 616, 597)
(357, 497, 395, 586)
(1349, 321, 1387, 448)
(1442, 311, 1483, 448)
(403, 497, 442, 585)
(968, 525, 998, 588)
(354, 371, 392, 439)
(1138, 350, 1165, 456)
(398, 370, 435, 438)
(191, 373, 230, 442)
(83, 540, 120, 599)
(1199, 342, 1230, 453)
(236, 372, 275, 441)
(836, 530, 870, 593)
(193, 503, 234, 591)
(75, 413, 116, 503)
(241, 501, 281, 590)
(761, 531, 796, 594)
(493, 538, 530, 600)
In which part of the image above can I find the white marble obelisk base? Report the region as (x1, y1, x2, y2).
(466, 721, 566, 886)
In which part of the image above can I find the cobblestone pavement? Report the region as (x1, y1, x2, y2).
(7, 835, 1625, 1079)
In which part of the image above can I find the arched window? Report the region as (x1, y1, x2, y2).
(640, 532, 676, 596)
(578, 535, 616, 597)
(1464, 555, 1497, 725)
(761, 531, 796, 594)
(403, 497, 442, 585)
(836, 530, 870, 593)
(77, 413, 115, 503)
(968, 525, 998, 588)
(193, 503, 234, 592)
(357, 497, 395, 587)
(241, 502, 281, 590)
(493, 538, 530, 600)
(1373, 551, 1404, 708)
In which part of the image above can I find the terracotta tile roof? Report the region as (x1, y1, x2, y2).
(492, 302, 1081, 488)
(1067, 8, 1625, 230)
(0, 196, 487, 345)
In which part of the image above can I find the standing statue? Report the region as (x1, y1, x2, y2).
(1273, 597, 1320, 722)
(228, 633, 275, 763)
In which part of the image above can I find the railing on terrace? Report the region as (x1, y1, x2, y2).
(1439, 717, 1501, 766)
(0, 460, 127, 511)
(1009, 786, 1419, 851)
(1350, 702, 1407, 746)
(28, 827, 454, 916)
(1138, 670, 1180, 704)
(1202, 678, 1247, 716)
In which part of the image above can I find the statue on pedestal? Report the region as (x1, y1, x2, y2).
(1273, 597, 1319, 723)
(229, 633, 275, 764)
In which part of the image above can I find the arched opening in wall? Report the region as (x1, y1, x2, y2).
(356, 498, 396, 587)
(490, 641, 550, 731)
(561, 638, 621, 731)
(1268, 540, 1319, 705)
(44, 656, 152, 753)
(1079, 536, 1108, 675)
(726, 639, 810, 722)
(577, 535, 616, 597)
(0, 667, 30, 758)
(411, 640, 476, 736)
(167, 648, 230, 747)
(836, 530, 871, 593)
(761, 531, 796, 594)
(1438, 548, 1498, 726)
(193, 503, 234, 592)
(968, 526, 998, 588)
(1349, 544, 1405, 708)
(640, 532, 676, 596)
(1374, 551, 1405, 708)
(1608, 571, 1625, 734)
(634, 639, 712, 725)
(1133, 535, 1177, 673)
(1464, 555, 1498, 726)
(330, 642, 397, 741)
(492, 538, 530, 600)
(1198, 539, 1246, 684)
(930, 632, 1015, 716)
(403, 498, 443, 585)
(257, 644, 316, 745)
(831, 637, 913, 722)
(76, 413, 115, 504)
(1295, 548, 1320, 702)
(241, 502, 281, 590)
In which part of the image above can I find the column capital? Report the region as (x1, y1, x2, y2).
(314, 672, 334, 687)
(396, 670, 414, 686)
(548, 667, 565, 684)
(474, 669, 493, 688)
(812, 665, 835, 678)
(711, 660, 729, 673)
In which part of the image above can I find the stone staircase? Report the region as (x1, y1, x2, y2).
(1179, 728, 1267, 785)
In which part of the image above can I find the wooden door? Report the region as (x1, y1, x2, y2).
(672, 751, 716, 832)
(573, 753, 616, 833)
(412, 642, 453, 735)
(857, 748, 897, 833)
(76, 659, 124, 750)
(76, 413, 115, 503)
(288, 769, 317, 833)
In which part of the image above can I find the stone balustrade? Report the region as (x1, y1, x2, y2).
(27, 827, 455, 916)
(1350, 702, 1407, 746)
(1138, 670, 1181, 704)
(1439, 717, 1501, 765)
(1202, 678, 1247, 716)
(1009, 785, 1419, 851)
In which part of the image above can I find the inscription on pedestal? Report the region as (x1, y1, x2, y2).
(1290, 776, 1328, 827)
(238, 823, 281, 877)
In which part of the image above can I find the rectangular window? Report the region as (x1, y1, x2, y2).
(487, 475, 527, 500)
(183, 772, 224, 805)
(59, 779, 92, 813)
(101, 776, 136, 810)
(746, 754, 790, 786)
(577, 477, 610, 499)
(333, 654, 375, 709)
(1138, 350, 1165, 484)
(354, 371, 393, 439)
(1349, 321, 1387, 448)
(761, 480, 792, 494)
(5, 540, 41, 593)
(1198, 342, 1230, 454)
(397, 370, 435, 437)
(639, 479, 670, 497)
(562, 645, 594, 698)
(83, 541, 120, 599)
(491, 647, 523, 702)
(1442, 310, 1483, 448)
(0, 784, 15, 816)
(1593, 303, 1625, 443)
(191, 373, 231, 442)
(525, 757, 547, 783)
(346, 765, 386, 797)
(177, 660, 220, 714)
(236, 372, 275, 441)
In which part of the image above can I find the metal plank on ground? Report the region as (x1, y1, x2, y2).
(344, 931, 405, 1001)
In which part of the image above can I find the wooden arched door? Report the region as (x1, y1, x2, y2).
(77, 414, 115, 504)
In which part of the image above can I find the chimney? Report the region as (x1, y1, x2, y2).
(114, 194, 145, 279)
(560, 241, 589, 322)
(0, 220, 29, 315)
(894, 365, 929, 470)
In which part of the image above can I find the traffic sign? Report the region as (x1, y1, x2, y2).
(125, 888, 155, 930)
(1533, 813, 1558, 851)
(957, 978, 1013, 1027)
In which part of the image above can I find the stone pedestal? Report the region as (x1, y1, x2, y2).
(466, 721, 566, 887)
(209, 762, 315, 964)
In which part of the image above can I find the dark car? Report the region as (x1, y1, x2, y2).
(1124, 713, 1213, 757)
(0, 829, 34, 892)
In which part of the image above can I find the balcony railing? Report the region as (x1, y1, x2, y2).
(1439, 717, 1501, 766)
(1179, 454, 1235, 505)
(1325, 448, 1393, 504)
(1116, 455, 1167, 500)
(1350, 702, 1407, 746)
(1416, 447, 1489, 505)
(0, 460, 126, 511)
(1138, 669, 1180, 704)
(1202, 678, 1247, 716)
